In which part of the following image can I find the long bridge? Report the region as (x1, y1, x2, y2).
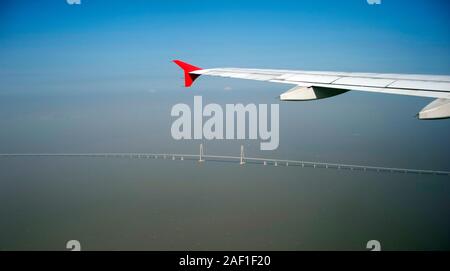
(0, 144, 449, 176)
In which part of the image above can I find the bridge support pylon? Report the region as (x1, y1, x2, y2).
(240, 145, 245, 165)
(199, 143, 205, 163)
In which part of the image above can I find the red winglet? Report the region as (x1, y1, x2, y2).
(173, 60, 202, 87)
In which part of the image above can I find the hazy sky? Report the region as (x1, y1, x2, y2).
(1, 0, 450, 94)
(0, 0, 449, 162)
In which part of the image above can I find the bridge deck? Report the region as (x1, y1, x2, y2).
(1, 152, 449, 176)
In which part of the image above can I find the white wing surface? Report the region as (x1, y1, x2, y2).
(174, 60, 450, 119)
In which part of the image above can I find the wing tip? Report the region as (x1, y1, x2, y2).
(173, 60, 202, 87)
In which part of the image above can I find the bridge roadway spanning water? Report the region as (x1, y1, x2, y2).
(1, 144, 449, 176)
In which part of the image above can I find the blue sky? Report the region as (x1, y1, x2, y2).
(0, 0, 449, 93)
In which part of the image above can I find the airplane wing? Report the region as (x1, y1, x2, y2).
(173, 60, 450, 120)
